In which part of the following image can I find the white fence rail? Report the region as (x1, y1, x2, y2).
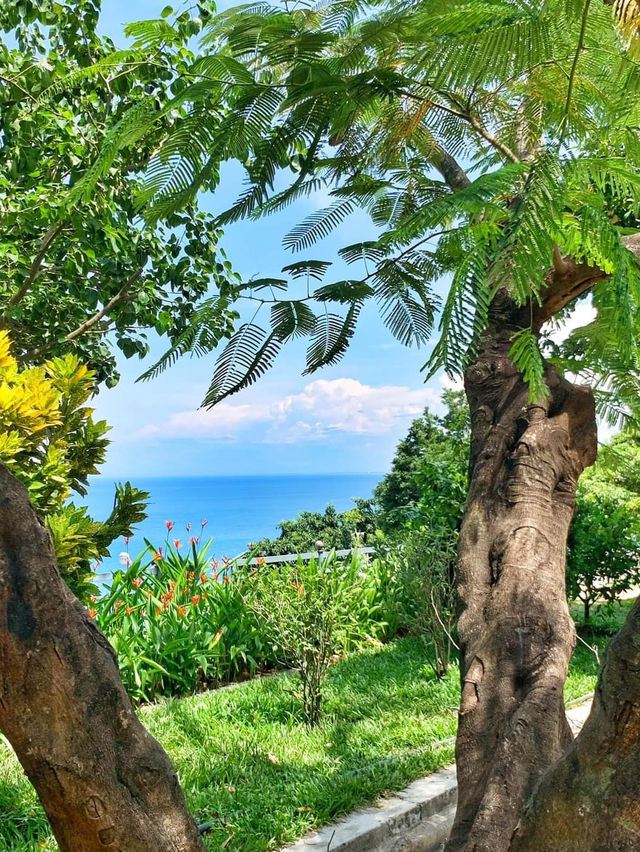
(94, 546, 376, 582)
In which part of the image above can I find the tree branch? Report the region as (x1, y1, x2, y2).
(5, 223, 65, 312)
(429, 143, 471, 190)
(26, 266, 145, 361)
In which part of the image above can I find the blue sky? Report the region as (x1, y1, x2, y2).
(92, 0, 453, 478)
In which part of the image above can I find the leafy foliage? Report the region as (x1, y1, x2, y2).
(567, 479, 640, 623)
(567, 431, 640, 622)
(100, 0, 640, 406)
(252, 501, 377, 556)
(248, 550, 388, 723)
(0, 331, 147, 601)
(0, 1, 238, 386)
(375, 391, 470, 531)
(96, 540, 391, 708)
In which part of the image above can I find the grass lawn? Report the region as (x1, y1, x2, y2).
(0, 626, 611, 851)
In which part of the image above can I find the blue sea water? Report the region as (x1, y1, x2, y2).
(84, 473, 382, 573)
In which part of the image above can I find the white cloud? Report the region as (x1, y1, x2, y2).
(133, 378, 441, 444)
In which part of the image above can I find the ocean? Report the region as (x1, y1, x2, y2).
(84, 473, 382, 573)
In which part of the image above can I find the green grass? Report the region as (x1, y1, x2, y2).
(0, 625, 613, 851)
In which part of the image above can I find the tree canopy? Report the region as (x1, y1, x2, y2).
(0, 0, 237, 386)
(50, 0, 640, 418)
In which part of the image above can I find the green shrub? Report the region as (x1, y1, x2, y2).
(96, 539, 397, 708)
(248, 551, 387, 724)
(0, 330, 147, 601)
(96, 540, 266, 702)
(567, 480, 640, 623)
(252, 500, 377, 556)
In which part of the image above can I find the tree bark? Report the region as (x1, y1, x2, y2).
(0, 463, 206, 851)
(445, 291, 598, 852)
(510, 595, 640, 851)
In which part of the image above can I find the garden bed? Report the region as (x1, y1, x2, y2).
(0, 632, 605, 851)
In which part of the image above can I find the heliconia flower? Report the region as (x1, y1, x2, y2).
(124, 536, 131, 545)
(178, 605, 186, 617)
(132, 577, 142, 589)
(256, 556, 265, 566)
(201, 519, 208, 528)
(186, 522, 192, 532)
(170, 580, 177, 589)
(211, 559, 219, 570)
(90, 595, 97, 604)
(115, 600, 124, 610)
(223, 575, 230, 585)
(191, 595, 201, 606)
(200, 573, 208, 584)
(188, 572, 195, 581)
(126, 606, 136, 615)
(173, 539, 181, 549)
(88, 608, 97, 619)
(156, 607, 162, 616)
(248, 542, 254, 551)
(190, 536, 200, 546)
(213, 572, 220, 582)
(165, 520, 174, 532)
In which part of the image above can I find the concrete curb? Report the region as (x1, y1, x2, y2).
(284, 766, 457, 852)
(283, 698, 593, 852)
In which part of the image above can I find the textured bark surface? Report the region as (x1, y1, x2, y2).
(511, 596, 640, 851)
(0, 463, 206, 851)
(445, 291, 598, 852)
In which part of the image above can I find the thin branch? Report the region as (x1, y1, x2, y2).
(65, 267, 144, 343)
(26, 266, 145, 360)
(5, 222, 65, 311)
(562, 0, 593, 136)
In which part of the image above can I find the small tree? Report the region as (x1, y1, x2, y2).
(249, 552, 383, 724)
(567, 480, 640, 623)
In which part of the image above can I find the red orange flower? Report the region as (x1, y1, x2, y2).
(132, 577, 143, 589)
(177, 605, 186, 617)
(256, 557, 265, 566)
(165, 520, 174, 532)
(191, 595, 201, 606)
(88, 608, 97, 619)
(173, 539, 181, 549)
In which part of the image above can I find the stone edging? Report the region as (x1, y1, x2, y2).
(282, 696, 594, 852)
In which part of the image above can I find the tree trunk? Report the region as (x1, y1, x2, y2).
(0, 463, 206, 851)
(445, 291, 597, 852)
(511, 595, 640, 851)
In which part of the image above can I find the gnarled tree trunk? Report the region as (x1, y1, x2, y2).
(511, 595, 640, 851)
(0, 464, 206, 851)
(445, 291, 598, 851)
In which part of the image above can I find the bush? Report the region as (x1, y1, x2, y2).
(0, 331, 147, 601)
(248, 551, 387, 724)
(95, 539, 267, 702)
(96, 540, 394, 707)
(567, 479, 640, 623)
(382, 533, 458, 679)
(252, 500, 377, 556)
